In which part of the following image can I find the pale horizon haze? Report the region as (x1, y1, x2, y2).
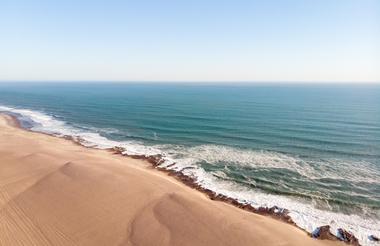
(1, 0, 379, 83)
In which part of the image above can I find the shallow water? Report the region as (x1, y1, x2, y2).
(0, 82, 379, 244)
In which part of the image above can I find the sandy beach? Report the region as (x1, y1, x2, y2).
(0, 114, 342, 246)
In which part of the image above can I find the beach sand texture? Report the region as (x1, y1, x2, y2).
(0, 114, 341, 246)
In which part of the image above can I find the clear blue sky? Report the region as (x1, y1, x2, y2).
(1, 0, 379, 82)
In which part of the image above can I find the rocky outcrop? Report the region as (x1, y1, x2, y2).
(337, 228, 359, 245)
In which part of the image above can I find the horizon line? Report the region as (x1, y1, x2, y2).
(1, 80, 380, 85)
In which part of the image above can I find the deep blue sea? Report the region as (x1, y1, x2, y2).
(0, 82, 379, 244)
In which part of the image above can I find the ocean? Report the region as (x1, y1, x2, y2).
(0, 82, 379, 244)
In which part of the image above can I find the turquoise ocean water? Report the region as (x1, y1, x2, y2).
(0, 83, 379, 244)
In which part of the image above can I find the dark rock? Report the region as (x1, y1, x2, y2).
(312, 227, 321, 238)
(368, 235, 379, 242)
(110, 146, 125, 154)
(337, 228, 359, 245)
(311, 226, 336, 240)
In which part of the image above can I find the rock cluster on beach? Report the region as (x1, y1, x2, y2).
(109, 146, 367, 245)
(312, 226, 359, 245)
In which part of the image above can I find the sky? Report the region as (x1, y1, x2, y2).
(0, 0, 379, 83)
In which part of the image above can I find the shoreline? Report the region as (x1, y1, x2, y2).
(109, 148, 360, 245)
(0, 113, 357, 245)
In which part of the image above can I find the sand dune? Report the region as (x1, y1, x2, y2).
(0, 114, 341, 246)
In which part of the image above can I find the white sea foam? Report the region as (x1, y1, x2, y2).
(161, 144, 380, 184)
(1, 105, 379, 245)
(0, 105, 168, 159)
(161, 163, 380, 245)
